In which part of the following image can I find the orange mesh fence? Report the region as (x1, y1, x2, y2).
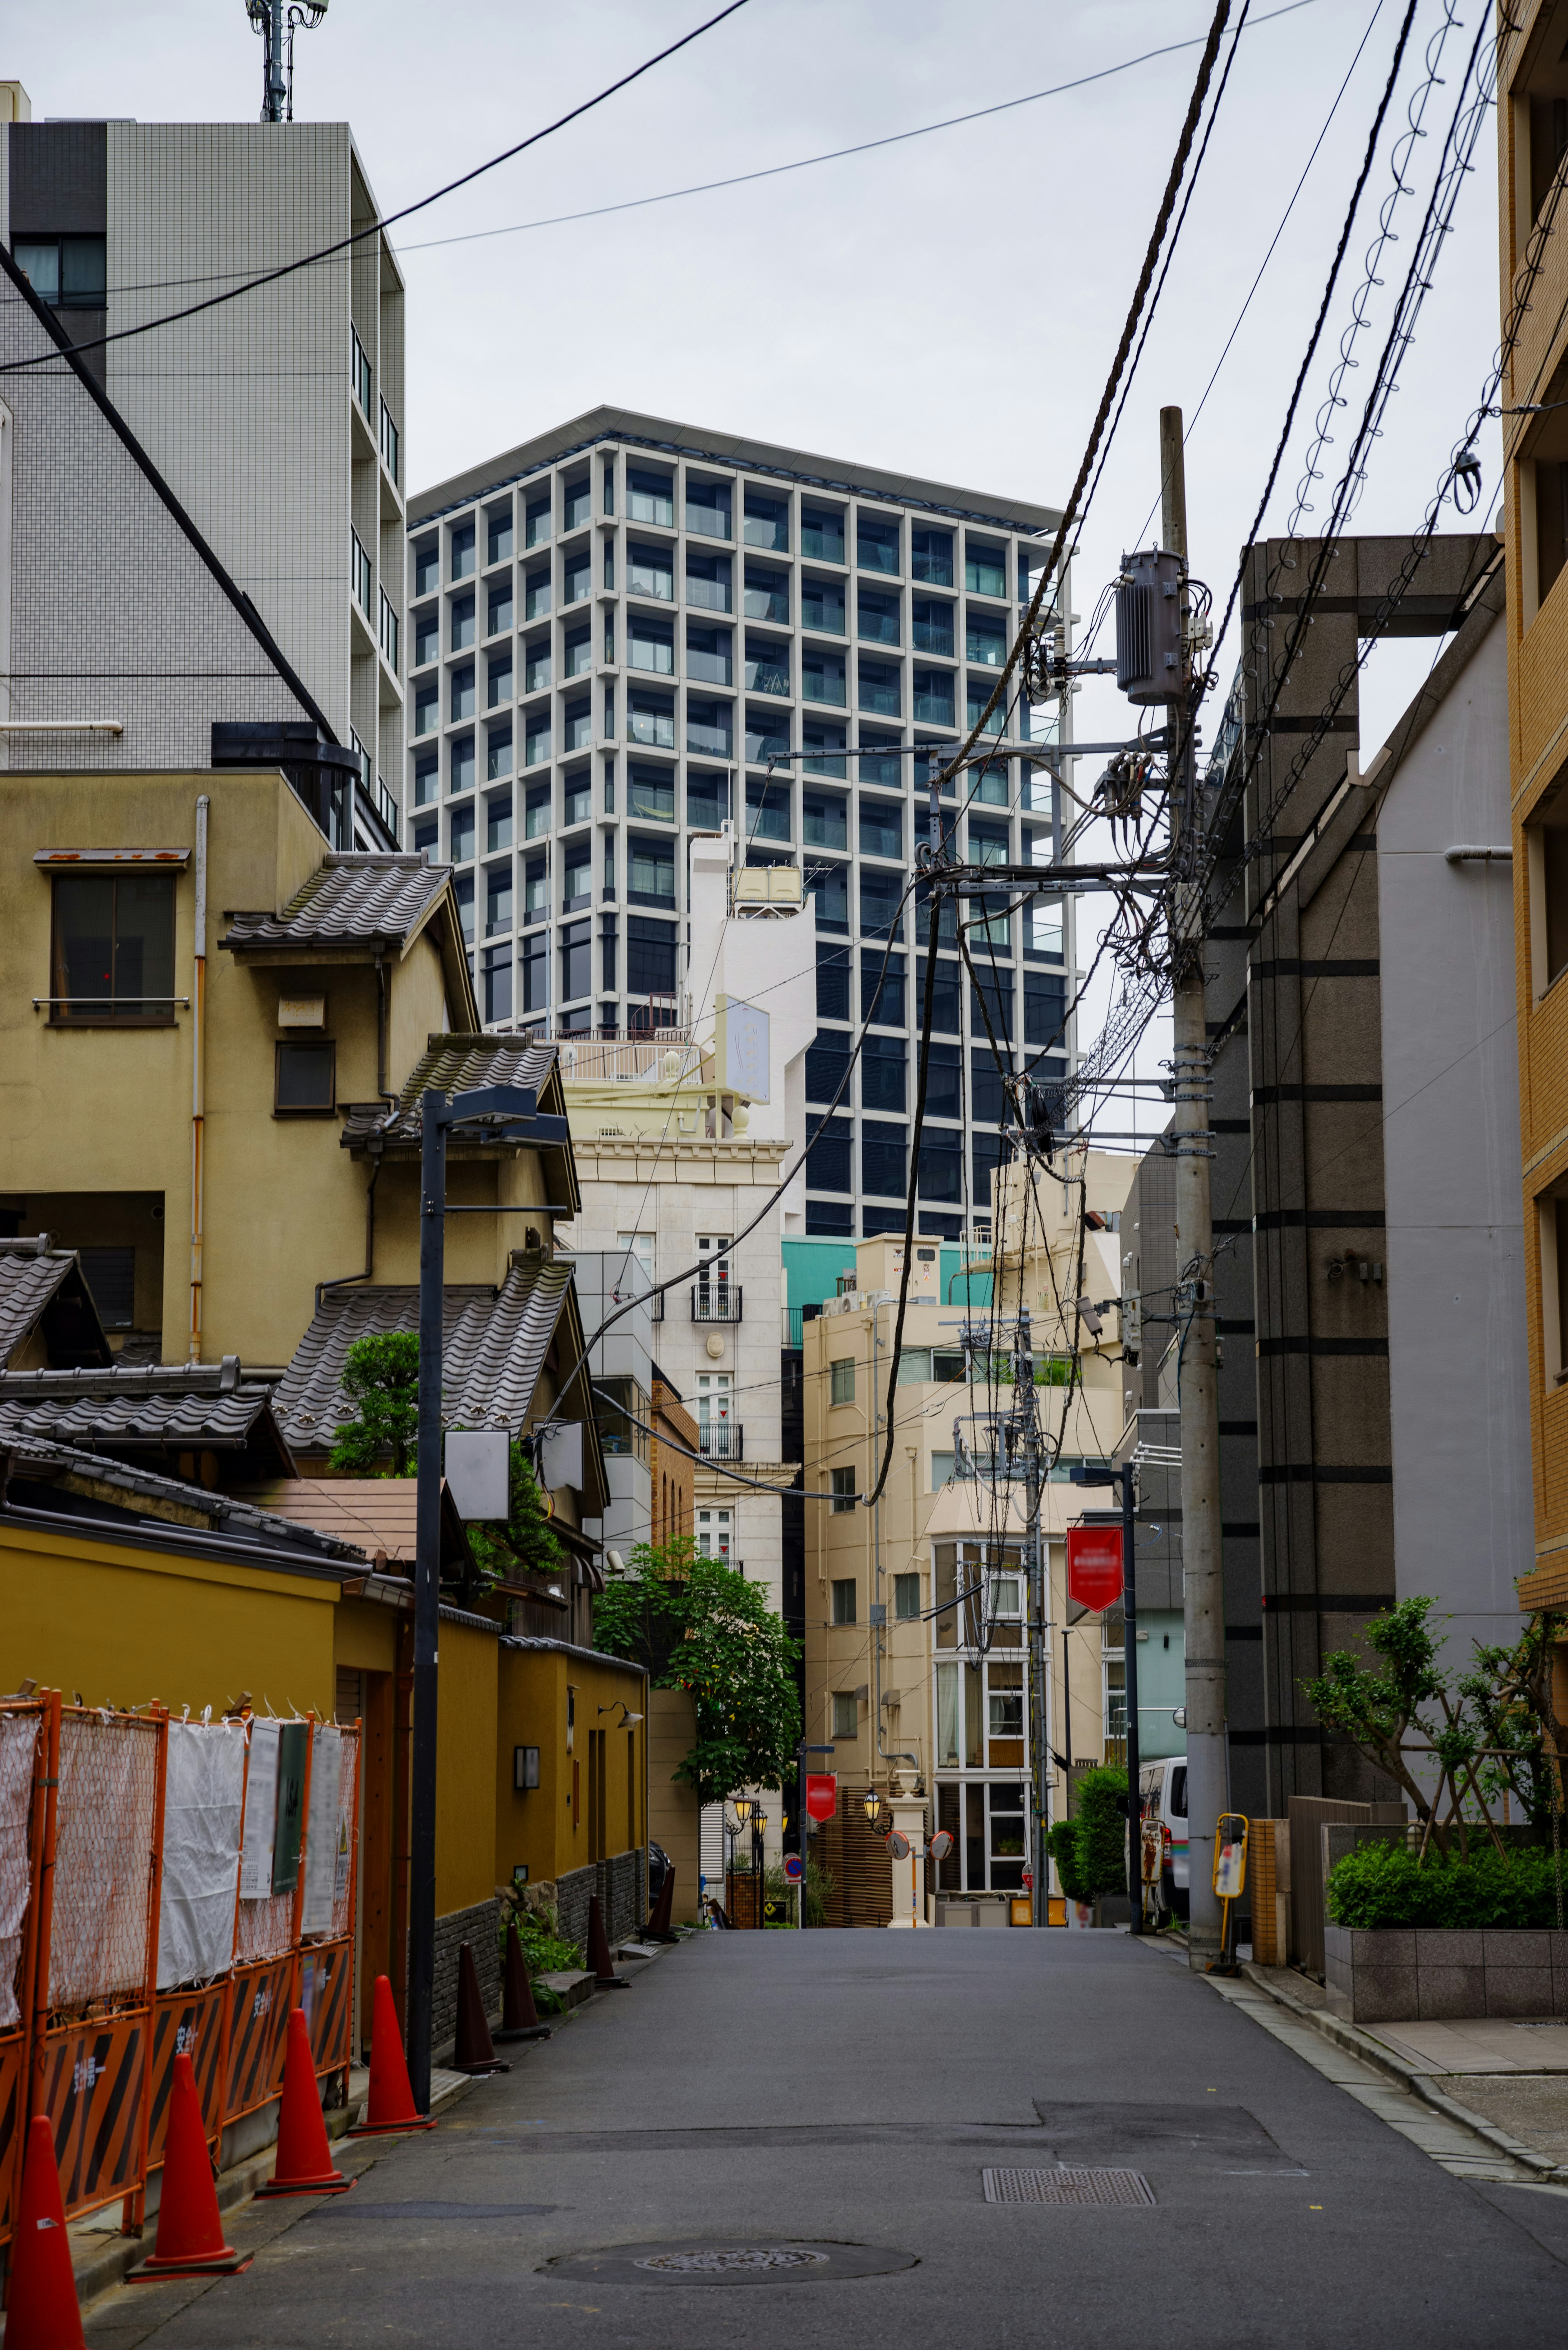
(48, 1709, 162, 2016)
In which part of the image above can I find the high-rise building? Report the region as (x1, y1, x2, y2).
(1, 90, 405, 848)
(405, 405, 1071, 1241)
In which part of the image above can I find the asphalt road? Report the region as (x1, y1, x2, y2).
(83, 1929, 1568, 2350)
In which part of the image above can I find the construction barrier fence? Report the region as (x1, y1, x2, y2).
(0, 1692, 359, 2265)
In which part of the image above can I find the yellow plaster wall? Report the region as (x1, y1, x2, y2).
(434, 1619, 500, 1916)
(494, 1645, 648, 1892)
(0, 1521, 339, 1715)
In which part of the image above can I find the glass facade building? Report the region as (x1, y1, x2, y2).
(405, 408, 1074, 1239)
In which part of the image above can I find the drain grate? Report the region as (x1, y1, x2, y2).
(983, 2166, 1156, 2207)
(635, 2248, 830, 2275)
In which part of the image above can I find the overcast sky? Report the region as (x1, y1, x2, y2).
(11, 0, 1503, 1142)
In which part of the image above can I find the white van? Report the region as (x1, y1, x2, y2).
(1138, 1758, 1189, 1921)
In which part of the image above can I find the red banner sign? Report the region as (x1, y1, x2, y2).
(1067, 1524, 1124, 1612)
(805, 1774, 837, 1822)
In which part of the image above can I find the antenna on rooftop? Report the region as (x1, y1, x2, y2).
(247, 0, 329, 123)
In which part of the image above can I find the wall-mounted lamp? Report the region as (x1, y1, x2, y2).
(863, 1789, 882, 1825)
(513, 1745, 540, 1791)
(598, 1701, 645, 1726)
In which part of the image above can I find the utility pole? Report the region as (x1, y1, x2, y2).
(1160, 404, 1226, 1970)
(407, 1089, 447, 2117)
(1016, 1306, 1049, 1929)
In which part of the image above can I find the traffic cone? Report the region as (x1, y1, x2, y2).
(255, 2009, 354, 2196)
(587, 1895, 628, 1989)
(646, 1864, 678, 1943)
(452, 1940, 510, 2075)
(5, 2114, 85, 2350)
(494, 1920, 550, 2043)
(129, 2055, 251, 2279)
(347, 1974, 436, 2136)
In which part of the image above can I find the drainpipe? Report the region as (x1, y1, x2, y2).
(374, 951, 398, 1102)
(188, 795, 209, 1364)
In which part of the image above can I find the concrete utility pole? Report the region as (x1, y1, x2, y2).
(1160, 406, 1225, 1970)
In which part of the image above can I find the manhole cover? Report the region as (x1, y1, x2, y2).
(544, 2239, 916, 2285)
(983, 2167, 1156, 2207)
(636, 2248, 829, 2275)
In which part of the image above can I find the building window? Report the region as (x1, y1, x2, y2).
(744, 489, 790, 551)
(862, 1121, 908, 1198)
(1025, 970, 1067, 1052)
(831, 1692, 859, 1738)
(911, 526, 953, 586)
(686, 477, 732, 539)
(860, 867, 905, 942)
(803, 790, 847, 852)
(450, 591, 475, 652)
(830, 1357, 855, 1406)
(378, 399, 399, 484)
(913, 596, 954, 658)
(525, 491, 551, 547)
(451, 663, 476, 723)
(967, 676, 1006, 735)
(564, 548, 592, 605)
(350, 529, 373, 616)
(686, 622, 733, 684)
(487, 724, 512, 781)
(806, 1032, 852, 1103)
(802, 720, 847, 780)
(629, 765, 676, 825)
(966, 541, 1007, 598)
(49, 873, 176, 1025)
(1527, 789, 1568, 994)
(687, 699, 734, 760)
(801, 576, 846, 640)
(563, 771, 591, 826)
(483, 944, 512, 1024)
(562, 842, 592, 911)
(524, 854, 548, 920)
(78, 1246, 134, 1329)
(487, 791, 513, 852)
(746, 706, 791, 767)
(413, 752, 439, 809)
(628, 690, 675, 751)
(626, 465, 675, 526)
(485, 502, 513, 566)
(560, 919, 591, 1002)
(524, 710, 551, 770)
(628, 833, 677, 904)
(805, 863, 849, 932)
(860, 799, 903, 862)
(563, 477, 592, 531)
(913, 667, 955, 726)
(687, 550, 733, 611)
(413, 537, 439, 597)
(805, 1112, 852, 1192)
(486, 863, 513, 937)
(802, 505, 846, 563)
(450, 521, 475, 581)
(524, 565, 551, 620)
(627, 916, 677, 995)
(450, 800, 475, 862)
(522, 929, 549, 1013)
(488, 651, 513, 709)
(628, 614, 675, 675)
(831, 1576, 857, 1621)
(628, 542, 675, 602)
(967, 608, 1007, 667)
(413, 817, 437, 863)
(379, 592, 399, 673)
(858, 515, 900, 574)
(817, 943, 852, 1019)
(450, 734, 476, 797)
(862, 954, 905, 1036)
(488, 577, 514, 637)
(894, 1572, 921, 1621)
(412, 604, 439, 669)
(558, 622, 589, 681)
(862, 1032, 906, 1114)
(745, 634, 791, 697)
(858, 587, 900, 646)
(688, 770, 729, 828)
(566, 695, 593, 754)
(15, 234, 106, 308)
(918, 1128, 963, 1202)
(275, 1040, 336, 1114)
(858, 658, 900, 718)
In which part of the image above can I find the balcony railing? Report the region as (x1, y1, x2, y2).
(691, 1285, 742, 1325)
(697, 1422, 743, 1461)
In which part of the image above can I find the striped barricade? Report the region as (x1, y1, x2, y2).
(0, 1697, 46, 2251)
(146, 1981, 228, 2168)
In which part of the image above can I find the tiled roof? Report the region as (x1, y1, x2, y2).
(0, 1369, 291, 1462)
(0, 1437, 364, 1563)
(272, 1256, 575, 1452)
(220, 853, 453, 952)
(0, 1242, 111, 1369)
(339, 1036, 561, 1152)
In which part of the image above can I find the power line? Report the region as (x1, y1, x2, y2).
(0, 0, 752, 376)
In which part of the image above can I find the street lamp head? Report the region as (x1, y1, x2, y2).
(732, 1795, 754, 1825)
(862, 1788, 882, 1824)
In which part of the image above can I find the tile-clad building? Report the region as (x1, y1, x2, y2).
(1, 95, 405, 848)
(405, 405, 1076, 1240)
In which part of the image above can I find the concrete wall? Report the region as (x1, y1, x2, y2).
(1377, 617, 1531, 1669)
(647, 1684, 702, 1924)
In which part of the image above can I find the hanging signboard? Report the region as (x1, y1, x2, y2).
(805, 1773, 837, 1822)
(1066, 1523, 1124, 1613)
(271, 1721, 309, 1896)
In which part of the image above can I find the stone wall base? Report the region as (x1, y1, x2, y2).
(555, 1850, 646, 1957)
(1325, 1924, 1568, 2024)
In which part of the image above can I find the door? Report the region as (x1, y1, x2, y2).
(696, 1372, 732, 1457)
(695, 1234, 731, 1319)
(696, 1506, 733, 1563)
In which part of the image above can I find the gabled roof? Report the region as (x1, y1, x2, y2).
(0, 1240, 112, 1371)
(220, 852, 452, 953)
(0, 1436, 363, 1568)
(272, 1255, 576, 1454)
(338, 1035, 577, 1211)
(229, 1475, 483, 1579)
(0, 1356, 294, 1477)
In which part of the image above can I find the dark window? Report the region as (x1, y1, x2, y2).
(862, 949, 905, 1028)
(744, 489, 790, 551)
(807, 1199, 854, 1236)
(686, 621, 733, 683)
(1538, 457, 1568, 607)
(911, 526, 953, 586)
(564, 476, 592, 531)
(802, 506, 845, 562)
(912, 595, 954, 656)
(918, 956, 963, 1035)
(628, 833, 676, 905)
(600, 916, 618, 994)
(50, 873, 175, 1023)
(450, 522, 475, 580)
(628, 763, 676, 824)
(859, 732, 902, 789)
(805, 1113, 853, 1193)
(860, 798, 903, 861)
(745, 777, 791, 843)
(413, 604, 438, 667)
(413, 536, 438, 596)
(78, 1247, 134, 1329)
(483, 945, 512, 1025)
(803, 790, 847, 850)
(970, 1048, 1006, 1126)
(862, 1031, 906, 1113)
(1024, 970, 1068, 1052)
(745, 634, 791, 696)
(858, 588, 900, 645)
(925, 1042, 962, 1121)
(918, 1129, 963, 1203)
(860, 867, 905, 941)
(972, 1130, 1010, 1208)
(858, 515, 900, 574)
(626, 465, 675, 526)
(858, 658, 901, 717)
(816, 945, 851, 1021)
(806, 1032, 852, 1104)
(802, 575, 846, 635)
(805, 861, 849, 931)
(970, 966, 1014, 1042)
(687, 698, 734, 760)
(862, 1120, 908, 1198)
(15, 234, 105, 308)
(745, 706, 791, 767)
(488, 577, 514, 635)
(276, 1040, 336, 1113)
(487, 504, 514, 565)
(522, 930, 548, 1012)
(560, 920, 592, 1003)
(912, 666, 955, 726)
(744, 561, 789, 623)
(688, 771, 730, 829)
(626, 917, 677, 995)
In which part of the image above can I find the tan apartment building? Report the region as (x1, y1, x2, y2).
(1499, 5, 1568, 1631)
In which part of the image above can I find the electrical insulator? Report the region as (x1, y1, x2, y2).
(1115, 547, 1185, 705)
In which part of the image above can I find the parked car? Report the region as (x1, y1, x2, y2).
(1138, 1758, 1189, 1921)
(648, 1840, 672, 1898)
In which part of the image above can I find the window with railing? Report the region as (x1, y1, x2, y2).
(697, 1421, 744, 1461)
(379, 397, 399, 483)
(691, 1283, 743, 1323)
(378, 589, 399, 673)
(350, 529, 373, 616)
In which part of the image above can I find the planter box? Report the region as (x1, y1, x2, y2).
(1323, 1925, 1568, 2024)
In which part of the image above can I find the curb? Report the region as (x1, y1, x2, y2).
(1236, 1961, 1568, 2185)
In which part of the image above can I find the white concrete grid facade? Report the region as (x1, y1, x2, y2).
(406, 408, 1078, 1243)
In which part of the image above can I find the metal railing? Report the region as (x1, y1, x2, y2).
(691, 1285, 742, 1324)
(697, 1423, 743, 1462)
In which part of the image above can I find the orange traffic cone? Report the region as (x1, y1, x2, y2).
(587, 1895, 629, 1989)
(129, 2054, 251, 2278)
(495, 1920, 550, 2043)
(452, 1940, 509, 2075)
(5, 2114, 85, 2350)
(646, 1864, 678, 1942)
(347, 1974, 436, 2136)
(255, 2010, 354, 2196)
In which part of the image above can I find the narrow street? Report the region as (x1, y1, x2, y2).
(81, 1932, 1568, 2350)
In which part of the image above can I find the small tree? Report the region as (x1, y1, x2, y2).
(465, 1441, 564, 1583)
(330, 1332, 419, 1474)
(1047, 1766, 1127, 1906)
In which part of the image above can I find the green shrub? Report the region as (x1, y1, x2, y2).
(1327, 1841, 1566, 1930)
(1047, 1767, 1128, 1904)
